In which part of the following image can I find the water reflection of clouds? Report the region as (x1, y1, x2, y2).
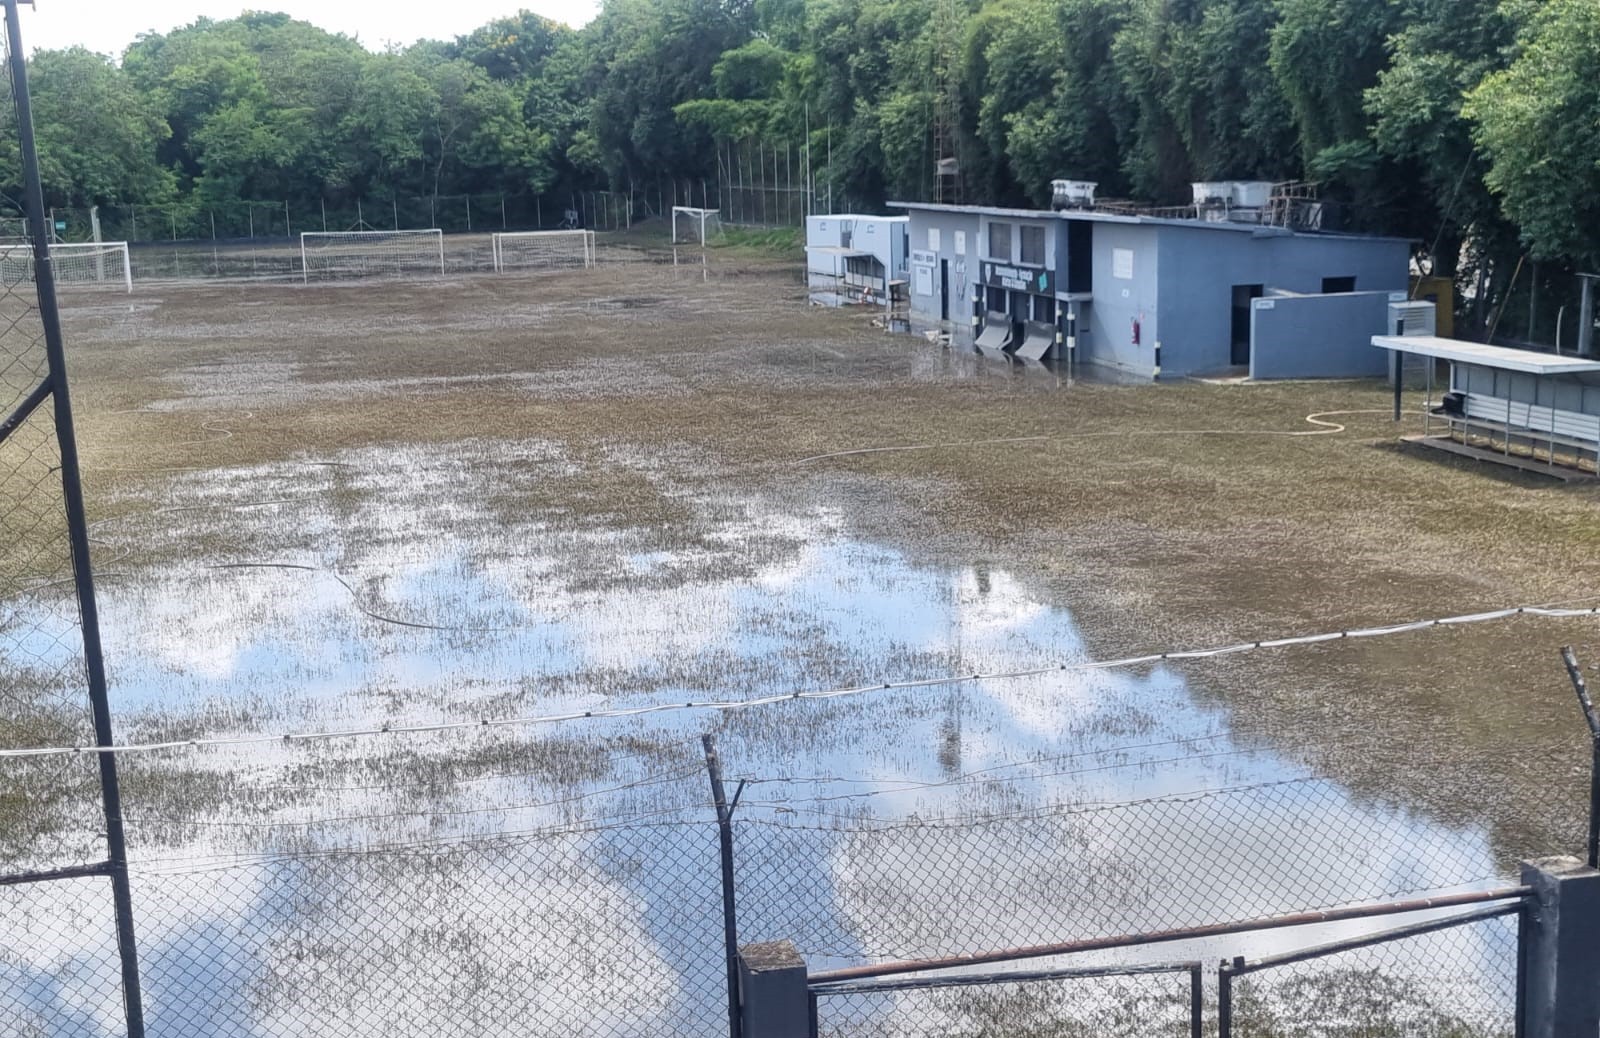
(1, 443, 1517, 1037)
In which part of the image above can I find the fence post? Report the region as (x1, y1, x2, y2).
(703, 735, 746, 1038)
(1518, 856, 1600, 1037)
(1217, 958, 1239, 1038)
(2, 4, 145, 1034)
(1560, 647, 1600, 868)
(737, 941, 810, 1038)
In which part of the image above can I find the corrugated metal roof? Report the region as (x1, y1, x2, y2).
(1371, 335, 1600, 375)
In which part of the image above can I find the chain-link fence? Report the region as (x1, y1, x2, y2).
(812, 962, 1201, 1038)
(730, 774, 1584, 966)
(42, 184, 725, 253)
(1219, 904, 1521, 1038)
(119, 822, 725, 1038)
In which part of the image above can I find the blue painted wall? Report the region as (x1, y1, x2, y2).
(899, 205, 1411, 378)
(1155, 225, 1410, 376)
(1249, 291, 1401, 379)
(1082, 222, 1161, 376)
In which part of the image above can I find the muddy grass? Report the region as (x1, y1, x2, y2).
(0, 251, 1588, 1035)
(44, 261, 1599, 857)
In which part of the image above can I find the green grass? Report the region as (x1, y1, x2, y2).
(713, 225, 803, 256)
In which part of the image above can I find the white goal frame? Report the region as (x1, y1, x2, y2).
(671, 207, 723, 246)
(300, 229, 446, 283)
(0, 241, 132, 292)
(491, 230, 596, 273)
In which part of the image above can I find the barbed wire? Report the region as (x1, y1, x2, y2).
(2, 600, 1597, 760)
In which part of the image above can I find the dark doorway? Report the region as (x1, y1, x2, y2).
(1231, 284, 1264, 366)
(939, 260, 950, 321)
(1321, 276, 1357, 294)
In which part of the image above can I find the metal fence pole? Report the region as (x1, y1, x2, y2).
(703, 735, 746, 1038)
(1188, 964, 1203, 1038)
(1217, 959, 1238, 1038)
(1560, 647, 1600, 867)
(3, 4, 146, 1035)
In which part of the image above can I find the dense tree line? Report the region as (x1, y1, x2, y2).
(1, 0, 1597, 332)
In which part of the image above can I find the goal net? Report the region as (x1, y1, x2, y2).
(671, 207, 724, 246)
(301, 230, 445, 282)
(491, 230, 595, 273)
(0, 241, 132, 292)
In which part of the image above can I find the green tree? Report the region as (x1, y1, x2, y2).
(1466, 0, 1600, 268)
(0, 47, 174, 207)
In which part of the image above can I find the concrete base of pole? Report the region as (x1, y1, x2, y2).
(738, 941, 810, 1038)
(1519, 856, 1600, 1038)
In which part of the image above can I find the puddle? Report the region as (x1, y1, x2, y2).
(0, 440, 1517, 1035)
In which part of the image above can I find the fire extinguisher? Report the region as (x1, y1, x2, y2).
(1132, 316, 1142, 346)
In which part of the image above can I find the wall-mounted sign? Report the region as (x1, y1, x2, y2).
(911, 250, 937, 267)
(1112, 248, 1134, 280)
(954, 230, 966, 256)
(981, 262, 1052, 295)
(913, 265, 934, 296)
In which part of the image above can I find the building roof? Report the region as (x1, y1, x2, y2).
(808, 213, 908, 223)
(1371, 335, 1600, 375)
(886, 199, 1413, 245)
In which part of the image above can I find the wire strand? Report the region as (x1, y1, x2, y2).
(3, 599, 1596, 760)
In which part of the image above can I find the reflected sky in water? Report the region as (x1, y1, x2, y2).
(0, 441, 1517, 1037)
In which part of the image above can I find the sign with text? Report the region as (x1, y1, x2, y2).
(981, 261, 1052, 295)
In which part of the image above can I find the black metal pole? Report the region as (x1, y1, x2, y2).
(1392, 349, 1403, 421)
(2, 6, 145, 1036)
(1217, 960, 1236, 1038)
(1188, 963, 1202, 1038)
(702, 735, 744, 1038)
(1559, 647, 1600, 868)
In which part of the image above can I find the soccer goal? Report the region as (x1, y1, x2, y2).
(0, 241, 132, 292)
(491, 230, 595, 273)
(300, 229, 445, 282)
(672, 207, 724, 246)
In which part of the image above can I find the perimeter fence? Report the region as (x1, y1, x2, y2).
(4, 729, 1593, 1038)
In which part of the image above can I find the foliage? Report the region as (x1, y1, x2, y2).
(0, 0, 1595, 305)
(1466, 0, 1600, 269)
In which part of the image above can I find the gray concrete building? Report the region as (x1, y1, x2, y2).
(891, 199, 1412, 379)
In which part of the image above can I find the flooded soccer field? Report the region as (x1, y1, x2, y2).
(3, 253, 1598, 1036)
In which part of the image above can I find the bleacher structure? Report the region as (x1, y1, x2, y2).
(1373, 331, 1600, 479)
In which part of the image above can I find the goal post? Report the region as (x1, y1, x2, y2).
(671, 207, 724, 246)
(300, 229, 446, 282)
(491, 230, 596, 273)
(0, 241, 132, 292)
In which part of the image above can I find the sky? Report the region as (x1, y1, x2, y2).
(18, 1, 602, 58)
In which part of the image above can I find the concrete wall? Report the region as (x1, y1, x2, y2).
(1249, 290, 1399, 380)
(1157, 226, 1410, 376)
(852, 216, 909, 280)
(905, 209, 983, 331)
(1081, 222, 1161, 376)
(901, 205, 1411, 379)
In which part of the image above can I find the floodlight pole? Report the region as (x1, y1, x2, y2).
(2, 3, 146, 1036)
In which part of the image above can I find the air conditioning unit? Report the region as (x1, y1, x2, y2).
(1389, 300, 1437, 337)
(1051, 180, 1097, 210)
(1230, 181, 1274, 208)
